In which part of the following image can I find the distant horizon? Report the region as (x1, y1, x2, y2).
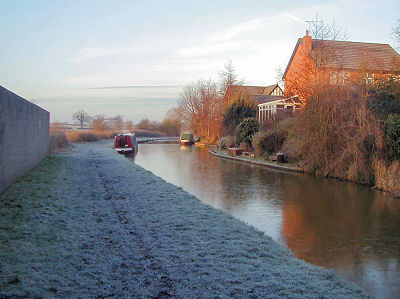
(34, 96, 179, 123)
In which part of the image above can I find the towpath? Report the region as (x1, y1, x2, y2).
(0, 141, 368, 298)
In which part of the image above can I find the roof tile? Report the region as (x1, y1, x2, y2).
(310, 40, 400, 72)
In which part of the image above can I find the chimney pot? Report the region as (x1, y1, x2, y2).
(303, 31, 312, 51)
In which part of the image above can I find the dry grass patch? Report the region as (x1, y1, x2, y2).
(65, 130, 118, 143)
(373, 159, 400, 197)
(50, 132, 70, 151)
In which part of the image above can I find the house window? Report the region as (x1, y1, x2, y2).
(330, 73, 338, 85)
(363, 73, 374, 85)
(341, 72, 349, 84)
(330, 72, 349, 85)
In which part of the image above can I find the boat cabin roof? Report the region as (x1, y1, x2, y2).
(116, 133, 136, 137)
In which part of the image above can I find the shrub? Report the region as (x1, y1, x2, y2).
(218, 136, 234, 150)
(363, 134, 376, 158)
(386, 114, 400, 160)
(157, 118, 181, 136)
(367, 76, 400, 120)
(234, 118, 259, 145)
(281, 85, 378, 184)
(223, 94, 257, 135)
(50, 132, 70, 151)
(239, 142, 252, 152)
(252, 130, 285, 157)
(66, 131, 99, 143)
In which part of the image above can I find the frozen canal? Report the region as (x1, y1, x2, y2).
(0, 141, 367, 298)
(134, 143, 400, 299)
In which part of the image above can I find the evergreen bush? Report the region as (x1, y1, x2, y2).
(386, 114, 400, 160)
(218, 136, 234, 149)
(252, 131, 285, 157)
(367, 77, 400, 120)
(223, 93, 256, 135)
(234, 118, 259, 145)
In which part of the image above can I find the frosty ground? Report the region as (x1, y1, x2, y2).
(0, 141, 369, 298)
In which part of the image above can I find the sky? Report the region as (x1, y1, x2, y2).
(1, 0, 399, 123)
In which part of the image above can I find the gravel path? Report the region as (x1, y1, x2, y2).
(0, 141, 369, 298)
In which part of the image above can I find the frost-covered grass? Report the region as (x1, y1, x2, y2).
(0, 142, 369, 298)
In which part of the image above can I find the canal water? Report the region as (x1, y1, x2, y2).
(132, 143, 400, 298)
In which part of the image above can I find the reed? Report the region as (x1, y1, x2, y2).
(282, 86, 378, 184)
(373, 158, 400, 197)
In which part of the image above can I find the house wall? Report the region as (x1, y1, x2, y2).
(328, 69, 395, 85)
(0, 86, 50, 193)
(283, 38, 317, 100)
(271, 86, 284, 96)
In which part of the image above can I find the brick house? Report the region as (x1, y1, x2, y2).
(225, 84, 284, 104)
(283, 31, 400, 100)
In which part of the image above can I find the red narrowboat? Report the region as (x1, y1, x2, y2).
(114, 133, 138, 154)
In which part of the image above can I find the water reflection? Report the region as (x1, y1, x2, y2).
(134, 144, 400, 298)
(280, 177, 400, 297)
(123, 152, 137, 161)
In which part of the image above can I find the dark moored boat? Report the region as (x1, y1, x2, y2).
(180, 133, 195, 145)
(114, 133, 138, 154)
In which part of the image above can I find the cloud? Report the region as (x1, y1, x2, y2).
(175, 14, 303, 59)
(67, 10, 325, 94)
(206, 17, 266, 44)
(284, 14, 305, 24)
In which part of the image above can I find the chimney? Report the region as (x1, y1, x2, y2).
(302, 30, 312, 52)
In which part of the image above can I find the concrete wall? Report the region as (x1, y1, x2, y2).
(0, 86, 50, 193)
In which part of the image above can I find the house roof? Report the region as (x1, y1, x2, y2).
(228, 84, 281, 96)
(310, 40, 400, 71)
(253, 95, 284, 104)
(258, 95, 303, 107)
(283, 37, 400, 78)
(262, 84, 281, 95)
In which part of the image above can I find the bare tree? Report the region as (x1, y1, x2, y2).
(178, 80, 222, 141)
(275, 65, 285, 88)
(307, 14, 349, 41)
(91, 115, 109, 132)
(72, 110, 90, 129)
(109, 115, 124, 131)
(392, 19, 400, 52)
(218, 61, 244, 102)
(136, 118, 158, 131)
(125, 120, 135, 132)
(166, 107, 180, 120)
(158, 117, 182, 136)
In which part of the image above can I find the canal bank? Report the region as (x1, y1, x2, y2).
(0, 141, 367, 298)
(209, 147, 304, 173)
